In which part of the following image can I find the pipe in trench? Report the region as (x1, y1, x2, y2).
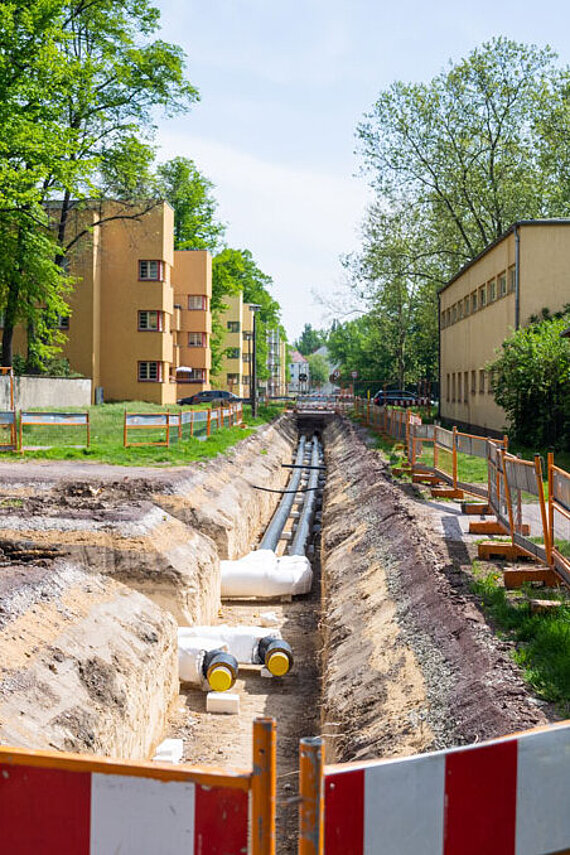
(258, 435, 307, 551)
(290, 437, 320, 556)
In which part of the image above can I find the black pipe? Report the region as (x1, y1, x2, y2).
(258, 436, 307, 551)
(289, 437, 320, 556)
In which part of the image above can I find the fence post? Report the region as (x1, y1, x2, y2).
(207, 409, 211, 437)
(166, 411, 170, 447)
(452, 425, 458, 490)
(123, 410, 127, 448)
(298, 736, 324, 855)
(251, 717, 276, 855)
(86, 413, 91, 448)
(190, 409, 194, 438)
(548, 451, 555, 564)
(501, 449, 516, 546)
(535, 455, 552, 565)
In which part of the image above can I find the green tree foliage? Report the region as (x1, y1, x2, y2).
(328, 314, 390, 393)
(0, 0, 197, 368)
(489, 315, 570, 449)
(294, 323, 328, 356)
(350, 38, 570, 388)
(157, 157, 226, 251)
(307, 352, 328, 387)
(211, 249, 283, 381)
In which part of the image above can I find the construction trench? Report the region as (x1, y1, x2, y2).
(0, 412, 558, 852)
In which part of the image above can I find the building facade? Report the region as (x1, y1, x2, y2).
(439, 220, 570, 434)
(216, 294, 254, 399)
(173, 249, 211, 396)
(288, 349, 309, 394)
(265, 328, 287, 397)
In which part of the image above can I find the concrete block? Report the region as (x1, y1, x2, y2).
(206, 692, 240, 714)
(153, 738, 184, 764)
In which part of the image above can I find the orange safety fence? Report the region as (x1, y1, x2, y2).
(548, 455, 570, 587)
(19, 411, 90, 453)
(123, 411, 180, 448)
(0, 410, 17, 450)
(0, 717, 275, 855)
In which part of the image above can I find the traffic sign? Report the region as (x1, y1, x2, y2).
(351, 370, 358, 379)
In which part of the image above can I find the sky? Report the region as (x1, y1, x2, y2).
(154, 0, 570, 340)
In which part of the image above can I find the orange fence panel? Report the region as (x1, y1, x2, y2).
(502, 452, 551, 564)
(20, 411, 90, 453)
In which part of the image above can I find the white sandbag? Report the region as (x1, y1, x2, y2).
(179, 624, 282, 664)
(221, 549, 313, 599)
(178, 634, 227, 684)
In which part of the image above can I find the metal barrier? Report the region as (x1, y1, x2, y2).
(19, 411, 90, 453)
(0, 717, 275, 855)
(123, 412, 180, 448)
(548, 454, 570, 586)
(502, 452, 551, 563)
(300, 721, 570, 855)
(0, 410, 17, 450)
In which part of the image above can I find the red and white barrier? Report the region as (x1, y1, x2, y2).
(324, 722, 570, 855)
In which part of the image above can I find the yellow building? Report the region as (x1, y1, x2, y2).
(173, 249, 212, 397)
(216, 294, 254, 398)
(439, 220, 570, 434)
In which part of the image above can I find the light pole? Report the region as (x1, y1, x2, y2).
(249, 304, 261, 418)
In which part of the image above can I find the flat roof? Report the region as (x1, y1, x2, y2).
(439, 219, 570, 295)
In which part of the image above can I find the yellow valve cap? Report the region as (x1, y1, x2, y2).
(208, 665, 234, 692)
(266, 650, 291, 677)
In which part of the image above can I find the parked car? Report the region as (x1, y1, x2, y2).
(177, 390, 243, 406)
(372, 389, 419, 406)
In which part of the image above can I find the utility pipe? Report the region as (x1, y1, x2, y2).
(290, 437, 320, 556)
(259, 436, 307, 551)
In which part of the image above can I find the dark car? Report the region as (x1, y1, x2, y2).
(177, 389, 242, 406)
(372, 389, 419, 406)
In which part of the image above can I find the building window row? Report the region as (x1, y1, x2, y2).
(178, 367, 206, 383)
(441, 266, 515, 328)
(445, 369, 495, 402)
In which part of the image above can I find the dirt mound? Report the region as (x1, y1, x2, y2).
(321, 418, 547, 764)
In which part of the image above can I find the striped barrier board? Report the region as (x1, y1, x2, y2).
(324, 721, 570, 855)
(0, 717, 275, 855)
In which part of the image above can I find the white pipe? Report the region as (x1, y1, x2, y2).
(220, 549, 312, 599)
(179, 625, 282, 664)
(178, 635, 228, 687)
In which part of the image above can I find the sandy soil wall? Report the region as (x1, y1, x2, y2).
(321, 417, 547, 764)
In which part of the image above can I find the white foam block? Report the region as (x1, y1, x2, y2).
(152, 738, 184, 764)
(260, 667, 274, 679)
(206, 692, 240, 714)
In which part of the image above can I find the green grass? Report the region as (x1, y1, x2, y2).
(6, 401, 285, 466)
(471, 565, 570, 715)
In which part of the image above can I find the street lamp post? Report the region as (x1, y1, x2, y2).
(249, 304, 261, 418)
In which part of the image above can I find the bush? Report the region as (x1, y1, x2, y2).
(489, 313, 570, 449)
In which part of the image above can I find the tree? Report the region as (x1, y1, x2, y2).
(295, 323, 327, 356)
(488, 314, 570, 449)
(350, 38, 570, 388)
(307, 353, 328, 388)
(157, 157, 226, 251)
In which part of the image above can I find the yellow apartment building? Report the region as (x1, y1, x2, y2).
(265, 328, 287, 397)
(216, 294, 254, 398)
(173, 249, 212, 397)
(439, 220, 570, 434)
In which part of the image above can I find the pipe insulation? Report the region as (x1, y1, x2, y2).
(179, 625, 294, 675)
(220, 549, 312, 598)
(258, 435, 307, 551)
(177, 636, 238, 691)
(290, 437, 321, 556)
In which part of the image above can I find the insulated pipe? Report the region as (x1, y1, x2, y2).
(258, 436, 307, 551)
(290, 437, 321, 556)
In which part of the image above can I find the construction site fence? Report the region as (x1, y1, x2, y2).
(352, 397, 570, 587)
(0, 717, 275, 855)
(19, 410, 90, 453)
(4, 714, 570, 853)
(123, 403, 243, 448)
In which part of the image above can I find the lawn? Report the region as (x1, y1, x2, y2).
(7, 401, 286, 466)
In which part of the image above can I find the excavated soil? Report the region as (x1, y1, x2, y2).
(321, 417, 551, 764)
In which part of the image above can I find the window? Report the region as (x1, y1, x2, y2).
(488, 279, 497, 302)
(178, 367, 206, 382)
(243, 330, 253, 342)
(187, 332, 206, 347)
(188, 295, 207, 310)
(227, 372, 240, 384)
(458, 302, 464, 320)
(242, 353, 251, 363)
(479, 285, 487, 308)
(464, 296, 470, 317)
(471, 371, 476, 395)
(458, 372, 462, 402)
(471, 291, 478, 313)
(56, 315, 69, 330)
(139, 260, 163, 281)
(479, 369, 485, 394)
(452, 304, 457, 323)
(464, 371, 468, 403)
(138, 361, 162, 382)
(138, 310, 162, 331)
(508, 266, 516, 293)
(488, 369, 496, 393)
(227, 321, 240, 333)
(499, 272, 507, 297)
(441, 310, 447, 329)
(452, 373, 456, 402)
(446, 374, 450, 402)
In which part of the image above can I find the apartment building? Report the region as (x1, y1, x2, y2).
(217, 293, 254, 398)
(288, 349, 309, 393)
(439, 220, 570, 434)
(173, 249, 211, 396)
(265, 328, 287, 397)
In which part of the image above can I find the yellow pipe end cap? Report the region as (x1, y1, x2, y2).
(267, 651, 291, 677)
(208, 665, 234, 692)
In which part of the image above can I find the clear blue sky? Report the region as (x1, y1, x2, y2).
(154, 0, 570, 340)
